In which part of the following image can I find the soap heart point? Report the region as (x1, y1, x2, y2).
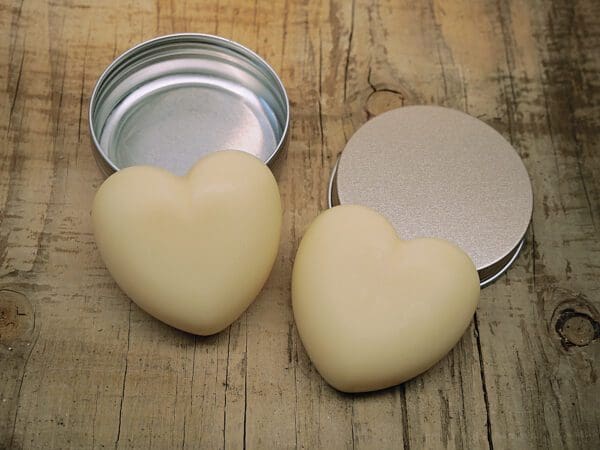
(92, 150, 282, 336)
(292, 205, 480, 393)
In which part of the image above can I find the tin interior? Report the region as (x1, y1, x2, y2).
(328, 106, 533, 287)
(90, 34, 289, 175)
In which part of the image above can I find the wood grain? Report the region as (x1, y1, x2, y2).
(1, 0, 598, 448)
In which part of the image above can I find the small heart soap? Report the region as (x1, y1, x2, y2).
(292, 205, 480, 392)
(93, 150, 281, 335)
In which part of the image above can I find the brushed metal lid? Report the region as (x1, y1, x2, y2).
(329, 106, 533, 287)
(89, 34, 289, 176)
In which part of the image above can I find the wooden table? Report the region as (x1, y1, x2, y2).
(1, 0, 598, 448)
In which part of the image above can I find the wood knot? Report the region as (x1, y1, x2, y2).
(555, 310, 599, 347)
(365, 89, 405, 118)
(0, 289, 34, 345)
(549, 290, 599, 350)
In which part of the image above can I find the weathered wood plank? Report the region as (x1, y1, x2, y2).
(459, 0, 600, 448)
(0, 0, 598, 449)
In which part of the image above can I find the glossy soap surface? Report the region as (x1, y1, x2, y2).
(92, 150, 282, 335)
(292, 205, 480, 393)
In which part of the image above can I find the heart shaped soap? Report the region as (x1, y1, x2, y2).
(292, 205, 480, 392)
(93, 150, 281, 335)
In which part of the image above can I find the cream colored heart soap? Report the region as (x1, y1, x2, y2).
(292, 205, 480, 393)
(93, 150, 281, 335)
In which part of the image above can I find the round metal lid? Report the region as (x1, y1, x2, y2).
(89, 34, 289, 176)
(329, 106, 533, 287)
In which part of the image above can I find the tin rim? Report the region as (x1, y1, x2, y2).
(327, 157, 528, 288)
(89, 33, 290, 174)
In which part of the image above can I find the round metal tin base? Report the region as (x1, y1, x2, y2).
(478, 238, 525, 287)
(89, 34, 289, 176)
(329, 106, 533, 288)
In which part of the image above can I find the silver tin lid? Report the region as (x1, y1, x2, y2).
(329, 106, 533, 287)
(89, 33, 289, 176)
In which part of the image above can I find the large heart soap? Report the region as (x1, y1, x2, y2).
(292, 205, 480, 392)
(93, 150, 281, 335)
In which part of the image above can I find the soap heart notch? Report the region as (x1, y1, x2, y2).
(92, 150, 282, 336)
(292, 205, 480, 393)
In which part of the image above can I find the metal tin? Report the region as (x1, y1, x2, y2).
(89, 33, 290, 177)
(329, 106, 533, 287)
